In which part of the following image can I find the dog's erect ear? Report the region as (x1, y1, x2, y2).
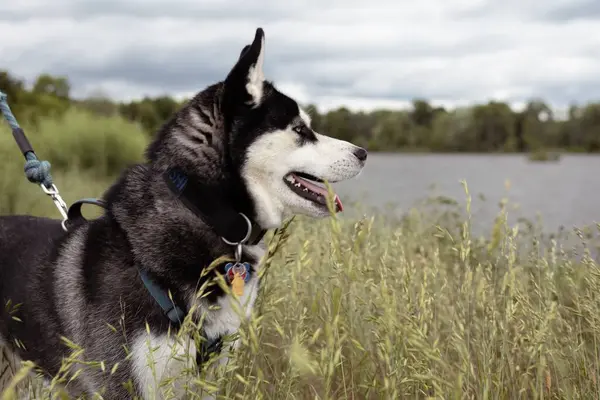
(239, 45, 251, 60)
(224, 28, 266, 109)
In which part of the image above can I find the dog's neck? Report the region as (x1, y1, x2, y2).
(141, 84, 270, 233)
(161, 166, 267, 246)
(103, 83, 273, 300)
(104, 164, 267, 306)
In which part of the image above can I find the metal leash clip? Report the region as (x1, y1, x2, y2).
(40, 183, 70, 231)
(1, 91, 70, 232)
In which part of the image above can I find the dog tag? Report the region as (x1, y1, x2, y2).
(231, 273, 245, 297)
(225, 262, 250, 297)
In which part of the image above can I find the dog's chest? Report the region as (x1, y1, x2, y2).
(194, 244, 264, 340)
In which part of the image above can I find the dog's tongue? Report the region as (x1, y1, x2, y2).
(336, 195, 343, 212)
(293, 173, 343, 212)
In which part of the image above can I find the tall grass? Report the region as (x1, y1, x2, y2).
(1, 111, 600, 399)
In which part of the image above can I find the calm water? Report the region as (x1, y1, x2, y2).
(334, 153, 600, 233)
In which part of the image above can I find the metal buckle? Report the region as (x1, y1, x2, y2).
(40, 183, 69, 231)
(220, 213, 252, 246)
(220, 212, 252, 264)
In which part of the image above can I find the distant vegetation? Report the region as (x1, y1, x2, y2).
(527, 149, 562, 162)
(2, 70, 600, 154)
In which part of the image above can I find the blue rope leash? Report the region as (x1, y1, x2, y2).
(25, 152, 53, 188)
(0, 91, 20, 130)
(0, 90, 54, 188)
(0, 90, 68, 227)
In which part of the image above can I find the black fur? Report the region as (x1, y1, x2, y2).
(0, 216, 69, 378)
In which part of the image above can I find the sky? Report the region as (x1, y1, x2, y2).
(1, 0, 600, 113)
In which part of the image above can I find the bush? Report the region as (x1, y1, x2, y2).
(0, 108, 147, 216)
(31, 109, 148, 177)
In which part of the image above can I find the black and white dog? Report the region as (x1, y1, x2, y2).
(0, 28, 367, 399)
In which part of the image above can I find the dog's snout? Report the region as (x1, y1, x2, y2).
(353, 147, 368, 162)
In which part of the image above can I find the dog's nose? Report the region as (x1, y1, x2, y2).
(353, 147, 368, 162)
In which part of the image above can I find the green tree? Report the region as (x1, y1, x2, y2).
(33, 74, 70, 100)
(4, 68, 600, 154)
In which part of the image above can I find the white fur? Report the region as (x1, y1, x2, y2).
(242, 106, 365, 228)
(131, 244, 264, 400)
(199, 244, 264, 341)
(51, 227, 102, 395)
(131, 331, 198, 400)
(299, 108, 312, 126)
(246, 35, 265, 106)
(237, 30, 365, 227)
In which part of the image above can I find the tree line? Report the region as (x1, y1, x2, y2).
(2, 70, 599, 153)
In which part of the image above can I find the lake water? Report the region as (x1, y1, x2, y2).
(334, 153, 600, 234)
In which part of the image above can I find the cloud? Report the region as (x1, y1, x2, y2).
(544, 0, 600, 22)
(456, 0, 600, 23)
(1, 0, 599, 112)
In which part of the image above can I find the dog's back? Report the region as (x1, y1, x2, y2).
(0, 216, 67, 388)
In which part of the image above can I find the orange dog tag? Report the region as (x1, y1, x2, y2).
(231, 272, 245, 296)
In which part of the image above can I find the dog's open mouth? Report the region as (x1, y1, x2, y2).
(283, 172, 343, 212)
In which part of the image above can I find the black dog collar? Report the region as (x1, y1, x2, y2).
(163, 167, 266, 246)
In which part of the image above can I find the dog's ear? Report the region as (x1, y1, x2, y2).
(224, 28, 266, 109)
(239, 45, 251, 60)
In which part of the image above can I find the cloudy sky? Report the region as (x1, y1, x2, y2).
(1, 0, 599, 112)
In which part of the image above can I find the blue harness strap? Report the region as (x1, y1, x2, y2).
(139, 268, 223, 365)
(139, 269, 186, 325)
(52, 185, 223, 363)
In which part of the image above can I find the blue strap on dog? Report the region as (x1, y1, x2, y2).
(139, 269, 186, 325)
(139, 268, 223, 365)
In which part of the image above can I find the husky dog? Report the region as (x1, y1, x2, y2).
(0, 28, 367, 399)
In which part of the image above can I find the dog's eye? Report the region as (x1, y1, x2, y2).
(292, 124, 317, 143)
(293, 125, 309, 136)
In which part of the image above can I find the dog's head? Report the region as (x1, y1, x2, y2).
(146, 28, 367, 230)
(222, 28, 368, 228)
